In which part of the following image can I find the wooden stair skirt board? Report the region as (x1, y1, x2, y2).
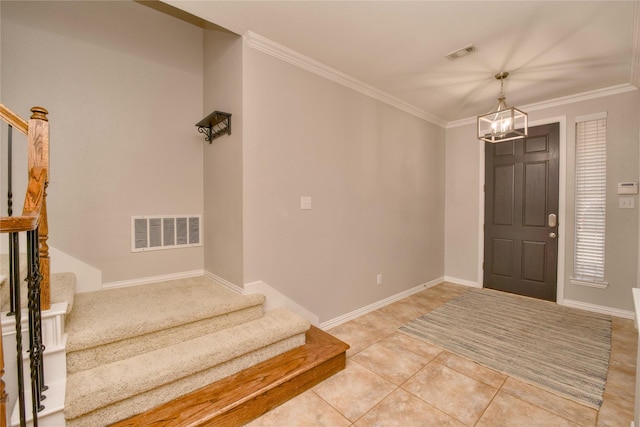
(112, 326, 349, 427)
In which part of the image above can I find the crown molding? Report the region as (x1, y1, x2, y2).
(243, 31, 448, 128)
(242, 32, 638, 131)
(446, 84, 639, 129)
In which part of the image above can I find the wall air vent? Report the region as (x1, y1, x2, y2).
(445, 44, 478, 61)
(131, 215, 202, 252)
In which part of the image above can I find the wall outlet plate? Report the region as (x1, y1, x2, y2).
(301, 196, 312, 210)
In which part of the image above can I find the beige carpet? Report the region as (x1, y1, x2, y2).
(67, 332, 306, 427)
(64, 277, 312, 425)
(65, 276, 265, 352)
(65, 308, 309, 424)
(66, 302, 264, 373)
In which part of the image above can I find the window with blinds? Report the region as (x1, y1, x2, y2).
(572, 113, 607, 287)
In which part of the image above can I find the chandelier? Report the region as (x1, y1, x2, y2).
(477, 72, 528, 143)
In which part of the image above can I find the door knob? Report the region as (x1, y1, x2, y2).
(549, 232, 557, 238)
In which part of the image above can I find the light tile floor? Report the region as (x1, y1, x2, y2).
(246, 283, 637, 426)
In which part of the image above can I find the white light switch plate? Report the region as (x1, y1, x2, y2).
(619, 197, 635, 209)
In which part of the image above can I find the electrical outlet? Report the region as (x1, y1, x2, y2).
(300, 196, 312, 210)
(377, 274, 382, 285)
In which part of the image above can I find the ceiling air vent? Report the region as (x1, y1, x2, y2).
(445, 44, 478, 61)
(132, 215, 202, 252)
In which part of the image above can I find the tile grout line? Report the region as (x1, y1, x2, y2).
(394, 352, 469, 426)
(471, 374, 508, 426)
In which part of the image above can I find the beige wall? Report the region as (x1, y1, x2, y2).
(1, 1, 205, 285)
(202, 29, 244, 285)
(445, 89, 640, 312)
(444, 126, 483, 285)
(242, 44, 446, 322)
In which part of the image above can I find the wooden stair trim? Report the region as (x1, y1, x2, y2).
(111, 326, 349, 427)
(0, 104, 28, 135)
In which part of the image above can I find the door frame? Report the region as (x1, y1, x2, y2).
(477, 116, 567, 304)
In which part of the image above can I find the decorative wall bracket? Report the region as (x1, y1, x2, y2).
(195, 111, 231, 143)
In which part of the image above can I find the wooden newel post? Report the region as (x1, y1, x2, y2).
(28, 106, 50, 311)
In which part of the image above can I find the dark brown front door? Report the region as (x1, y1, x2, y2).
(484, 123, 559, 301)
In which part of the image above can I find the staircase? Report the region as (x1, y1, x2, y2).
(3, 272, 349, 426)
(65, 276, 313, 426)
(0, 104, 349, 426)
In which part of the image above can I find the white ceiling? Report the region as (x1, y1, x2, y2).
(164, 1, 639, 126)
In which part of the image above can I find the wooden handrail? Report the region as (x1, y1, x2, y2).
(0, 104, 28, 136)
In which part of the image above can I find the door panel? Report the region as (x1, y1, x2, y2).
(521, 240, 546, 283)
(484, 123, 559, 301)
(493, 165, 514, 225)
(523, 162, 547, 227)
(491, 239, 513, 277)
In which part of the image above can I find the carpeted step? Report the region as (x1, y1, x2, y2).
(65, 276, 266, 374)
(112, 326, 349, 427)
(0, 253, 76, 313)
(64, 307, 310, 426)
(51, 272, 76, 313)
(0, 252, 27, 311)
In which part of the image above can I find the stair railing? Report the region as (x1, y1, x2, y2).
(0, 105, 50, 427)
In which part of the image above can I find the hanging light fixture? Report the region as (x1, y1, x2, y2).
(477, 72, 528, 143)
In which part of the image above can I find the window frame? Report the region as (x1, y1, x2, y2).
(570, 112, 608, 288)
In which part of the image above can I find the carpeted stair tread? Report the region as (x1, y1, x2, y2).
(64, 307, 310, 421)
(66, 303, 264, 374)
(51, 272, 76, 314)
(67, 333, 306, 427)
(0, 252, 27, 311)
(65, 276, 265, 352)
(0, 254, 76, 313)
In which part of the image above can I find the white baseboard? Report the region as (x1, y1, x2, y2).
(203, 272, 320, 325)
(244, 280, 320, 326)
(443, 276, 481, 288)
(562, 299, 635, 319)
(102, 269, 204, 290)
(204, 271, 244, 294)
(204, 272, 448, 330)
(319, 276, 445, 331)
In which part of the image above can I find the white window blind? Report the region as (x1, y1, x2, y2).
(573, 115, 607, 285)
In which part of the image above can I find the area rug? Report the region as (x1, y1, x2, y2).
(399, 288, 612, 409)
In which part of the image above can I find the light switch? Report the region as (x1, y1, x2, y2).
(619, 197, 635, 209)
(301, 196, 312, 210)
